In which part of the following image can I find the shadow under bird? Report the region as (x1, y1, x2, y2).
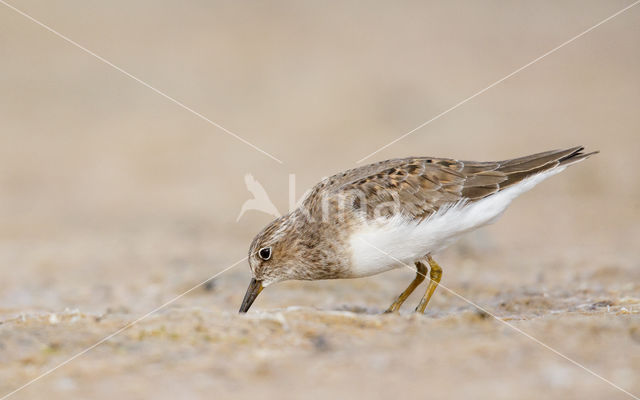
(239, 146, 597, 313)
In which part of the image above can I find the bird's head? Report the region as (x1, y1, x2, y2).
(239, 213, 312, 312)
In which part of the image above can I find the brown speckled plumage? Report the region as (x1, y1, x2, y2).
(240, 146, 597, 312)
(302, 146, 595, 221)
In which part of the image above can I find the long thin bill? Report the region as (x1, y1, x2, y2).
(239, 278, 263, 313)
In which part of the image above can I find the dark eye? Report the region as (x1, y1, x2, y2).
(258, 247, 272, 261)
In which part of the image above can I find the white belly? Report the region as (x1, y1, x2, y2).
(347, 168, 565, 277)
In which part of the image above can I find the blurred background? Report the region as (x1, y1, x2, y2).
(1, 1, 639, 399)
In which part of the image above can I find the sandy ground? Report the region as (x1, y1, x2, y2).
(1, 1, 639, 399)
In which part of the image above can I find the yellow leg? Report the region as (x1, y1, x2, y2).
(384, 260, 427, 313)
(415, 255, 443, 314)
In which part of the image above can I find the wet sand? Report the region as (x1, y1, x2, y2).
(1, 1, 639, 399)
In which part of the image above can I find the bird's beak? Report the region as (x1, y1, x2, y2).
(239, 278, 263, 313)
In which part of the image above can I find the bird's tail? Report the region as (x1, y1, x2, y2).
(494, 146, 598, 191)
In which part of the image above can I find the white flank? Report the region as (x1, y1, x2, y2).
(348, 167, 567, 277)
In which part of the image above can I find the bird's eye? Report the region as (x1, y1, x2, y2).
(258, 247, 272, 261)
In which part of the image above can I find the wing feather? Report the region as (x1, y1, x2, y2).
(301, 146, 596, 222)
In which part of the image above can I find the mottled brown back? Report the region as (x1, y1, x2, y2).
(302, 146, 597, 221)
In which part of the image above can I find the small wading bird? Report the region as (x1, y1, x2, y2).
(239, 146, 597, 313)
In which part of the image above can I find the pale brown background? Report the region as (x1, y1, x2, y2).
(1, 1, 639, 399)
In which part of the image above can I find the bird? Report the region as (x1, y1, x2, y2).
(239, 146, 597, 313)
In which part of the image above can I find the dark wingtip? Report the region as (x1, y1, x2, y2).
(559, 146, 599, 166)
